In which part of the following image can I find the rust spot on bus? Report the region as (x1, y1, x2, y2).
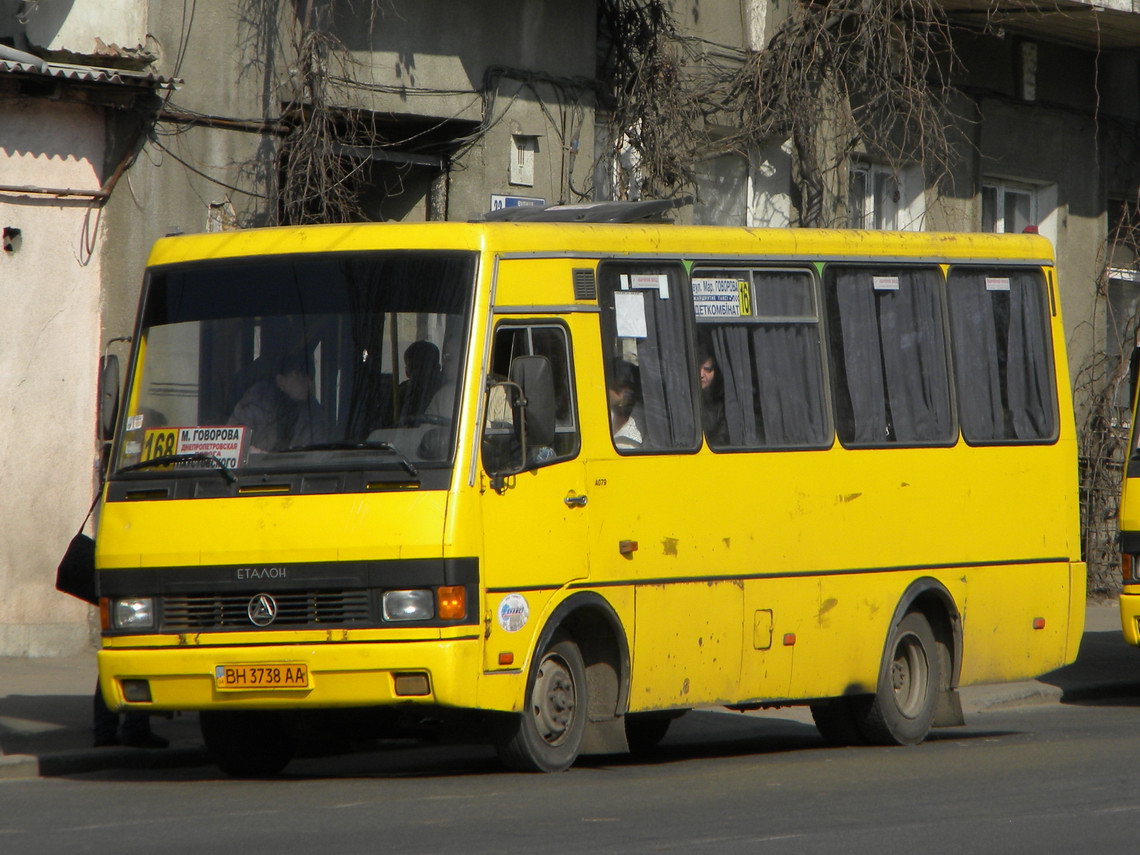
(662, 537, 679, 556)
(838, 492, 863, 504)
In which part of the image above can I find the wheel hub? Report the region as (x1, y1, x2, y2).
(531, 654, 576, 745)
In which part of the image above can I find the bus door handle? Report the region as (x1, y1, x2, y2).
(564, 493, 588, 509)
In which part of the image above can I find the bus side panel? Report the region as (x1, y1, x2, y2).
(956, 560, 1078, 685)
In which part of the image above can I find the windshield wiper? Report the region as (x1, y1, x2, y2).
(118, 453, 237, 484)
(284, 440, 419, 478)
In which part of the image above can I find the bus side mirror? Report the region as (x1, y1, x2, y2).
(99, 354, 120, 442)
(510, 354, 556, 450)
(482, 355, 556, 492)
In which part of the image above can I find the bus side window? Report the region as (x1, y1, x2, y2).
(598, 263, 698, 453)
(824, 265, 954, 447)
(946, 266, 1056, 443)
(482, 323, 580, 474)
(692, 267, 830, 450)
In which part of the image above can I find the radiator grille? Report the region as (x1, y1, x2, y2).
(162, 590, 372, 630)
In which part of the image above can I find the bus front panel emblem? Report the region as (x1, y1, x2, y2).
(248, 593, 278, 627)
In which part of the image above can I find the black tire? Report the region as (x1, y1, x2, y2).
(809, 698, 867, 746)
(625, 711, 682, 752)
(495, 635, 587, 772)
(855, 611, 940, 746)
(199, 710, 294, 777)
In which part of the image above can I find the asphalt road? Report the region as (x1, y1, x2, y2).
(3, 694, 1140, 855)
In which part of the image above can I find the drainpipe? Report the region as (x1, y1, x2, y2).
(0, 44, 47, 72)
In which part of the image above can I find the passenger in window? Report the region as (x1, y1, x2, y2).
(698, 349, 729, 446)
(398, 340, 444, 426)
(424, 348, 460, 425)
(228, 351, 330, 452)
(609, 360, 644, 449)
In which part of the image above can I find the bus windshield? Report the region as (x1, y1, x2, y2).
(112, 250, 476, 478)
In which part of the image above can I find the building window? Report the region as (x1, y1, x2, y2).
(694, 155, 748, 227)
(981, 180, 1037, 233)
(849, 162, 924, 231)
(509, 135, 538, 187)
(850, 163, 900, 230)
(1105, 198, 1140, 411)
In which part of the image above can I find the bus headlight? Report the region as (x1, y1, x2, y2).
(383, 590, 435, 621)
(112, 597, 155, 630)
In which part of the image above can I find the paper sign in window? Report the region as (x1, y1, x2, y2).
(985, 277, 1011, 291)
(872, 276, 900, 291)
(630, 273, 670, 300)
(615, 290, 648, 339)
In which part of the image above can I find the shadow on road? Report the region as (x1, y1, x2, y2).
(1039, 629, 1140, 707)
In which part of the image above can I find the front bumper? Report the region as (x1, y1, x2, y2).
(1121, 587, 1140, 647)
(98, 638, 484, 712)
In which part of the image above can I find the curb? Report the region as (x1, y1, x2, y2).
(0, 744, 208, 780)
(963, 680, 1063, 712)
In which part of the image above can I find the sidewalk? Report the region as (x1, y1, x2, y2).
(0, 602, 1134, 780)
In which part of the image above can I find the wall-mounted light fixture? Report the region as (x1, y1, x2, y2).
(2, 226, 21, 253)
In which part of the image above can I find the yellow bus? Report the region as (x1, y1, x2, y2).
(95, 203, 1084, 774)
(1119, 364, 1140, 644)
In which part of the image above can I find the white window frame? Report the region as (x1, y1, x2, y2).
(981, 179, 1038, 234)
(848, 161, 925, 231)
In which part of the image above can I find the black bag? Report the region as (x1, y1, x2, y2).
(56, 531, 98, 605)
(56, 490, 101, 605)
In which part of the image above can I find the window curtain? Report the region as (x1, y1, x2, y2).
(948, 269, 1054, 441)
(829, 267, 952, 445)
(709, 326, 757, 446)
(751, 273, 828, 446)
(638, 281, 697, 448)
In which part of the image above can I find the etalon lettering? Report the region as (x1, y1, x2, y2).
(236, 567, 288, 581)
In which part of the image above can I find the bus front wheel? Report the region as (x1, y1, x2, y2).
(199, 710, 294, 777)
(495, 635, 587, 772)
(856, 611, 940, 746)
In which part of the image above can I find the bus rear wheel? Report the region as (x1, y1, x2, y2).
(855, 611, 940, 746)
(495, 635, 587, 772)
(199, 710, 294, 777)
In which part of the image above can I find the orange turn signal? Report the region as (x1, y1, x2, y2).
(1124, 553, 1134, 583)
(437, 586, 466, 620)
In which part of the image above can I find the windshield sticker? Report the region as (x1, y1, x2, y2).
(985, 277, 1011, 291)
(693, 278, 747, 318)
(141, 426, 246, 469)
(126, 414, 145, 431)
(497, 594, 529, 633)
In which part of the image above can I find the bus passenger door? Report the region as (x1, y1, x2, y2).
(479, 320, 589, 669)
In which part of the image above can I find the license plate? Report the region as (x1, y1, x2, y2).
(214, 663, 309, 690)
